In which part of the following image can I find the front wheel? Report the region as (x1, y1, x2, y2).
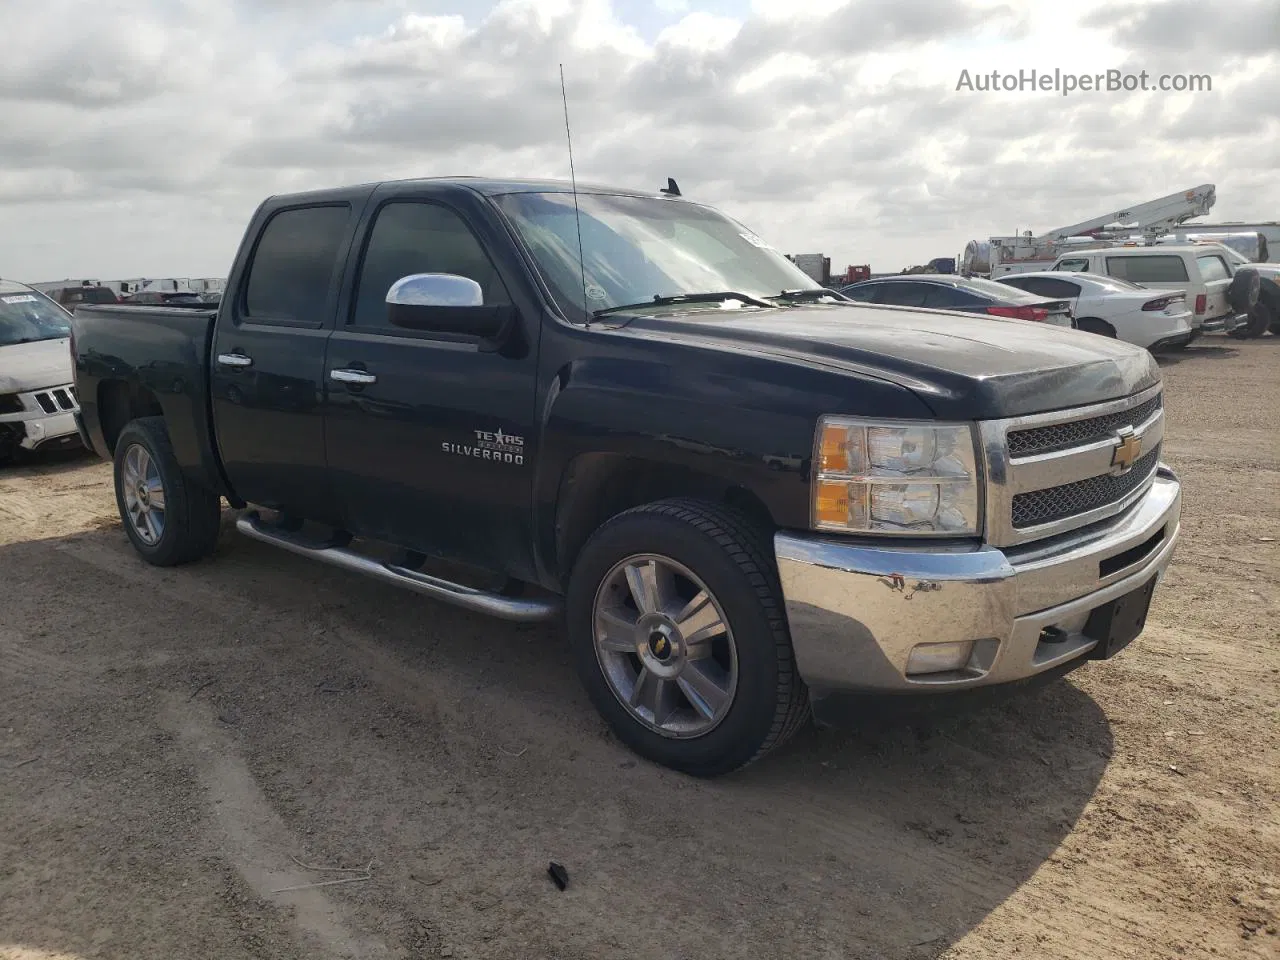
(113, 417, 222, 566)
(567, 499, 809, 777)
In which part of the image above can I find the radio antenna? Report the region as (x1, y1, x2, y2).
(559, 64, 590, 328)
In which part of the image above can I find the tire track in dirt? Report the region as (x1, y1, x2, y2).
(160, 693, 389, 960)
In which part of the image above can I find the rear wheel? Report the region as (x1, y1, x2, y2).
(567, 499, 809, 777)
(113, 417, 222, 566)
(1076, 317, 1116, 338)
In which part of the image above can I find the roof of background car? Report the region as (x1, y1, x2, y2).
(266, 177, 675, 206)
(1062, 244, 1228, 256)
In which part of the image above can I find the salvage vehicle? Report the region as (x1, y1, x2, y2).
(69, 177, 1182, 776)
(1052, 243, 1258, 340)
(996, 272, 1193, 349)
(0, 279, 83, 464)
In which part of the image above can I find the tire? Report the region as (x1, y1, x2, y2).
(1076, 317, 1116, 338)
(113, 416, 222, 566)
(1227, 267, 1261, 314)
(567, 499, 809, 777)
(1245, 300, 1273, 338)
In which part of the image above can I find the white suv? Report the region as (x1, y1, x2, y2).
(0, 279, 84, 464)
(1051, 243, 1254, 338)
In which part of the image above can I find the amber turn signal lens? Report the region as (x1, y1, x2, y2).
(814, 480, 853, 526)
(819, 427, 850, 475)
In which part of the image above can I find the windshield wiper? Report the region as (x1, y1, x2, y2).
(592, 291, 775, 319)
(770, 288, 850, 303)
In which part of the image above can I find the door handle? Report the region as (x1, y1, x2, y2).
(216, 353, 253, 368)
(330, 368, 377, 385)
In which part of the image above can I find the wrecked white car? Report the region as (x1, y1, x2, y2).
(0, 279, 83, 464)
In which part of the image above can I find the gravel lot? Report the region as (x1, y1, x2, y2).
(1, 337, 1277, 960)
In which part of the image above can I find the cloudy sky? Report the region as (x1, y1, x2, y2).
(2, 0, 1276, 283)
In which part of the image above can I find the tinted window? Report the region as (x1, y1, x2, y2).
(1196, 254, 1230, 282)
(1104, 255, 1189, 283)
(923, 285, 985, 308)
(1005, 276, 1081, 298)
(244, 205, 350, 322)
(872, 282, 929, 306)
(351, 202, 510, 330)
(1055, 258, 1091, 272)
(840, 283, 878, 302)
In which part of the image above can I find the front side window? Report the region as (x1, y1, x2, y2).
(350, 201, 511, 330)
(1105, 255, 1189, 283)
(493, 191, 820, 321)
(244, 205, 350, 323)
(0, 290, 72, 346)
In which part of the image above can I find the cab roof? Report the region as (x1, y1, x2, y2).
(266, 176, 682, 207)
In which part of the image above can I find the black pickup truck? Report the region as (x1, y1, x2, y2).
(70, 177, 1182, 776)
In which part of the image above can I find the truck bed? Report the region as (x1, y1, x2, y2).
(70, 303, 223, 491)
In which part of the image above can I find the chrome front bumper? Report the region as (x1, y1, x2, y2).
(774, 468, 1181, 697)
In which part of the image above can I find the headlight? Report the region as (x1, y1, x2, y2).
(812, 418, 982, 536)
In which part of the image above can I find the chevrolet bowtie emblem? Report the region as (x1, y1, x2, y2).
(1111, 429, 1142, 471)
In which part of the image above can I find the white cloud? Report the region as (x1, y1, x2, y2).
(0, 0, 1275, 282)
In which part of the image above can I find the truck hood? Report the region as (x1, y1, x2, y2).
(614, 302, 1161, 420)
(0, 337, 73, 394)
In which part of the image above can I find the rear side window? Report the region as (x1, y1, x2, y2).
(1055, 258, 1091, 272)
(923, 285, 983, 308)
(1008, 277, 1081, 298)
(1104, 255, 1189, 283)
(1196, 254, 1230, 282)
(872, 283, 929, 307)
(244, 205, 350, 323)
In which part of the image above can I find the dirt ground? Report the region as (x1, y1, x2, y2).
(1, 337, 1277, 960)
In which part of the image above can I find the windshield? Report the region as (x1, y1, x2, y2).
(493, 192, 821, 320)
(0, 290, 72, 346)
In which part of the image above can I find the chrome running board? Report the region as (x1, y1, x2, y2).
(235, 510, 561, 623)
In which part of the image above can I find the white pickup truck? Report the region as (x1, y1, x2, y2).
(0, 279, 83, 464)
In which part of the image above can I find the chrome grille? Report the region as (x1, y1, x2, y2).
(1012, 446, 1161, 528)
(1008, 394, 1162, 457)
(981, 383, 1165, 547)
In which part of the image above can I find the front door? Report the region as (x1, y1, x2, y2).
(211, 201, 361, 525)
(322, 192, 542, 579)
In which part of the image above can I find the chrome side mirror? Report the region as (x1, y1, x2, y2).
(385, 273, 514, 345)
(386, 273, 483, 308)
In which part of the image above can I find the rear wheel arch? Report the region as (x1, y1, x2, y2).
(1076, 316, 1117, 338)
(98, 380, 163, 454)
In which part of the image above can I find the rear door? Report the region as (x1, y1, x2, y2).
(322, 186, 542, 578)
(211, 196, 367, 524)
(1195, 252, 1232, 319)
